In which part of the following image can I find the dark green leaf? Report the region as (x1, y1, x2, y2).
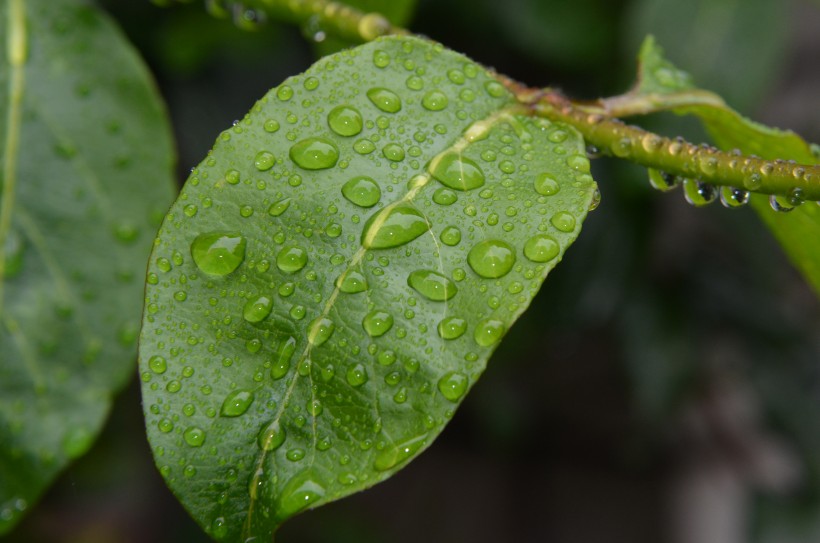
(0, 0, 176, 533)
(139, 36, 596, 541)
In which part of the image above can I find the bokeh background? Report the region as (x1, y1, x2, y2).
(3, 0, 820, 541)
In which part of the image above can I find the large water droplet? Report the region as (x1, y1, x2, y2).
(647, 169, 679, 192)
(437, 371, 468, 402)
(407, 270, 458, 301)
(362, 310, 394, 337)
(366, 87, 402, 113)
(149, 355, 167, 374)
(437, 316, 467, 340)
(523, 235, 559, 262)
(346, 363, 368, 387)
(271, 337, 297, 379)
(258, 419, 286, 451)
(183, 426, 206, 447)
(342, 176, 381, 208)
(430, 152, 485, 191)
(289, 138, 339, 170)
(277, 470, 325, 519)
(220, 389, 255, 417)
(243, 295, 273, 323)
(361, 204, 430, 249)
(421, 90, 448, 111)
(374, 435, 427, 471)
(336, 269, 368, 293)
(468, 240, 515, 278)
(682, 179, 717, 207)
(276, 246, 308, 273)
(191, 232, 246, 276)
(327, 105, 363, 137)
(308, 317, 335, 346)
(474, 319, 505, 347)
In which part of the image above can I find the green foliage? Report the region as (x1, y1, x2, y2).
(139, 35, 596, 540)
(0, 0, 175, 533)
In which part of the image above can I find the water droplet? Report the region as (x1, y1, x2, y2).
(268, 197, 292, 216)
(430, 152, 485, 191)
(271, 337, 296, 380)
(534, 173, 560, 195)
(336, 269, 368, 293)
(474, 319, 505, 347)
(647, 168, 679, 192)
(277, 85, 293, 101)
(257, 419, 286, 451)
(523, 235, 559, 262)
(183, 426, 205, 447)
(550, 212, 576, 232)
(769, 194, 796, 212)
(254, 151, 275, 171)
(342, 176, 381, 208)
(220, 390, 255, 417)
(149, 355, 167, 374)
(290, 138, 339, 170)
(277, 470, 325, 518)
(437, 316, 467, 340)
(362, 310, 394, 337)
(374, 435, 427, 471)
(432, 188, 458, 206)
(327, 105, 363, 137)
(719, 186, 750, 208)
(382, 143, 405, 162)
(62, 427, 93, 459)
(211, 517, 228, 539)
(264, 119, 280, 133)
(361, 204, 430, 249)
(373, 49, 390, 68)
(682, 179, 717, 207)
(421, 90, 448, 111)
(276, 246, 308, 273)
(243, 295, 273, 323)
(346, 363, 368, 387)
(468, 240, 515, 278)
(407, 270, 458, 301)
(354, 138, 376, 154)
(440, 226, 461, 246)
(566, 154, 591, 173)
(484, 80, 506, 97)
(366, 88, 401, 113)
(191, 232, 246, 276)
(308, 317, 335, 347)
(438, 371, 468, 402)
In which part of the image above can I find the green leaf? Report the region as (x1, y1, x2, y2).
(140, 35, 596, 541)
(0, 0, 176, 533)
(629, 36, 820, 296)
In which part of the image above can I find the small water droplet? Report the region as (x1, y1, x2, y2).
(308, 317, 335, 347)
(148, 355, 167, 374)
(276, 246, 308, 273)
(277, 470, 325, 518)
(220, 390, 255, 417)
(361, 204, 430, 250)
(534, 173, 560, 196)
(407, 270, 458, 301)
(366, 87, 401, 113)
(474, 319, 505, 347)
(289, 138, 339, 170)
(342, 176, 381, 208)
(327, 105, 363, 137)
(438, 371, 468, 402)
(468, 239, 515, 278)
(353, 138, 376, 154)
(257, 419, 286, 451)
(62, 427, 93, 459)
(277, 85, 293, 101)
(523, 235, 559, 262)
(432, 188, 458, 206)
(268, 197, 292, 217)
(437, 316, 467, 340)
(191, 232, 246, 276)
(183, 426, 206, 447)
(421, 90, 448, 111)
(550, 212, 576, 232)
(254, 151, 275, 171)
(373, 49, 390, 68)
(346, 363, 368, 387)
(271, 337, 296, 379)
(382, 143, 405, 162)
(647, 169, 679, 192)
(374, 435, 427, 471)
(440, 226, 461, 246)
(769, 194, 796, 212)
(682, 179, 717, 207)
(362, 310, 394, 337)
(430, 152, 485, 191)
(243, 295, 273, 323)
(719, 186, 750, 208)
(336, 269, 368, 293)
(211, 517, 228, 539)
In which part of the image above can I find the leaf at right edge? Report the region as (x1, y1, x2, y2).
(629, 36, 820, 297)
(0, 0, 176, 533)
(139, 36, 596, 542)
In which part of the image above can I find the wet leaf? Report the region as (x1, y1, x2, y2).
(139, 36, 596, 540)
(0, 0, 175, 534)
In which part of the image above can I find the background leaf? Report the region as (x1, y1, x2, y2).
(139, 35, 596, 541)
(0, 0, 175, 533)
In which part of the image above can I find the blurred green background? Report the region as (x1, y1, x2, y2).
(4, 0, 820, 541)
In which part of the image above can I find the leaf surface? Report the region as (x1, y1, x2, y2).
(0, 0, 176, 533)
(627, 36, 820, 296)
(139, 36, 596, 541)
